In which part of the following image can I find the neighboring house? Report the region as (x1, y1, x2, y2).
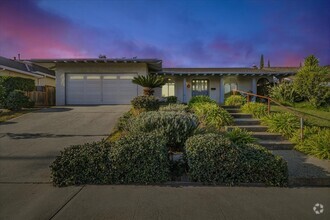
(30, 58, 298, 105)
(0, 56, 55, 87)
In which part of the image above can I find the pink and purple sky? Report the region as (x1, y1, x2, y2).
(0, 0, 329, 67)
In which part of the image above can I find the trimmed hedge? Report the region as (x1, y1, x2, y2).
(191, 102, 233, 129)
(50, 140, 112, 187)
(131, 95, 159, 111)
(111, 132, 170, 184)
(128, 111, 199, 149)
(188, 95, 216, 108)
(261, 112, 300, 138)
(225, 95, 246, 106)
(185, 133, 288, 186)
(241, 102, 268, 118)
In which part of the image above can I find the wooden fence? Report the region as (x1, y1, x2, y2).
(26, 86, 55, 106)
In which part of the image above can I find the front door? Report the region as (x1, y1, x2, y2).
(192, 79, 209, 97)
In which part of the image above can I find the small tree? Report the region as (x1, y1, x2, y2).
(132, 74, 166, 96)
(293, 55, 329, 107)
(260, 54, 264, 69)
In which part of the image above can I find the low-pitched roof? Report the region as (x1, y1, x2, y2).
(30, 58, 163, 72)
(159, 67, 298, 76)
(0, 56, 55, 77)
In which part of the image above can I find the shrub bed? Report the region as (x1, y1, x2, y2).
(225, 127, 256, 145)
(159, 104, 188, 112)
(111, 132, 170, 184)
(225, 95, 246, 106)
(50, 140, 112, 187)
(128, 111, 199, 149)
(241, 102, 268, 118)
(261, 112, 300, 138)
(185, 133, 288, 186)
(291, 127, 330, 160)
(5, 90, 34, 111)
(131, 95, 159, 111)
(188, 95, 216, 108)
(165, 96, 177, 104)
(191, 103, 233, 129)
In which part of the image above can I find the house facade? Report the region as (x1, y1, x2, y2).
(0, 56, 55, 86)
(31, 58, 297, 106)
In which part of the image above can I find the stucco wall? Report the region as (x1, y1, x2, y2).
(55, 63, 148, 105)
(165, 75, 274, 104)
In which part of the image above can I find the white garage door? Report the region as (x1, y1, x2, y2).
(66, 74, 138, 105)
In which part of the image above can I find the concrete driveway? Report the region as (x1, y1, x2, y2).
(0, 105, 129, 182)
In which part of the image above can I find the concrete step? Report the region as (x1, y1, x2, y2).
(258, 140, 294, 150)
(234, 119, 260, 125)
(253, 132, 284, 141)
(230, 113, 252, 119)
(226, 125, 268, 132)
(221, 105, 240, 109)
(226, 108, 242, 113)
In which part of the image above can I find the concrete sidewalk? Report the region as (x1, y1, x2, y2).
(1, 184, 329, 220)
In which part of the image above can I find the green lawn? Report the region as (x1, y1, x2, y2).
(0, 109, 36, 123)
(270, 105, 330, 128)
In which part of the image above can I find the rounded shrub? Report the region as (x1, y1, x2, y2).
(261, 112, 300, 138)
(5, 90, 34, 111)
(225, 127, 256, 145)
(241, 102, 268, 118)
(111, 132, 170, 184)
(185, 133, 288, 186)
(159, 104, 188, 112)
(131, 95, 159, 111)
(188, 95, 216, 108)
(225, 95, 246, 106)
(128, 111, 199, 149)
(191, 102, 233, 129)
(115, 111, 134, 131)
(50, 140, 112, 187)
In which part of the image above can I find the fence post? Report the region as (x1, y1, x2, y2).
(300, 117, 304, 140)
(247, 95, 250, 103)
(267, 99, 270, 114)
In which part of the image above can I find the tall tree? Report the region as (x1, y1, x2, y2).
(260, 54, 264, 69)
(293, 55, 329, 107)
(267, 60, 270, 68)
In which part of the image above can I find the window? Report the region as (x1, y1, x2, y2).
(162, 82, 175, 97)
(224, 83, 238, 94)
(192, 79, 209, 96)
(119, 76, 135, 80)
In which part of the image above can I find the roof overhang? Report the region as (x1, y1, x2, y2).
(30, 58, 163, 72)
(155, 72, 296, 77)
(0, 64, 43, 78)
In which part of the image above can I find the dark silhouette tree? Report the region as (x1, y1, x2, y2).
(260, 54, 264, 69)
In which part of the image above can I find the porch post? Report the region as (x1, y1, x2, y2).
(251, 77, 257, 102)
(220, 77, 224, 104)
(183, 78, 187, 103)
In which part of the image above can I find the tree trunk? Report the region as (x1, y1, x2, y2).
(143, 88, 154, 96)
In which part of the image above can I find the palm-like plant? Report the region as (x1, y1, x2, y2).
(132, 74, 166, 96)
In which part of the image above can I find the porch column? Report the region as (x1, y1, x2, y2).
(183, 78, 187, 103)
(220, 77, 224, 104)
(251, 77, 257, 102)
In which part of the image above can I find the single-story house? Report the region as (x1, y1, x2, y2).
(0, 56, 55, 86)
(30, 58, 298, 105)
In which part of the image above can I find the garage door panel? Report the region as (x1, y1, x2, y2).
(66, 73, 138, 105)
